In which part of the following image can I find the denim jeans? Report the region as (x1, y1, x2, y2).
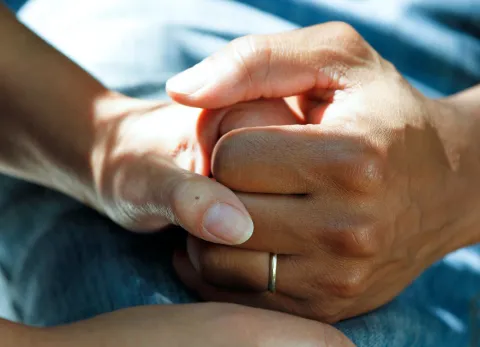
(1, 0, 479, 346)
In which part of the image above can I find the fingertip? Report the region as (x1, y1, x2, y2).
(165, 62, 206, 98)
(165, 87, 195, 106)
(166, 59, 222, 108)
(202, 202, 254, 245)
(170, 175, 253, 245)
(166, 87, 231, 109)
(165, 53, 248, 109)
(173, 248, 200, 290)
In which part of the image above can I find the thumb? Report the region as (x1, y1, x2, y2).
(111, 155, 253, 245)
(169, 100, 297, 244)
(164, 100, 299, 244)
(163, 166, 254, 245)
(166, 22, 376, 109)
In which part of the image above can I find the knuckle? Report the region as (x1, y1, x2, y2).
(319, 205, 382, 258)
(326, 21, 378, 67)
(333, 221, 382, 258)
(329, 267, 370, 299)
(342, 153, 385, 193)
(231, 34, 264, 55)
(322, 133, 385, 193)
(359, 154, 385, 187)
(330, 22, 362, 42)
(229, 34, 272, 96)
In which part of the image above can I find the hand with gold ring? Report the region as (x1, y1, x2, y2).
(171, 23, 480, 323)
(268, 253, 277, 293)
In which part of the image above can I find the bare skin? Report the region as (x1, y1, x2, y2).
(0, 3, 262, 246)
(0, 4, 352, 346)
(1, 303, 354, 347)
(168, 23, 480, 323)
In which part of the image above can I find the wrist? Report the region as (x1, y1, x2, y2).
(0, 6, 112, 210)
(36, 91, 163, 213)
(427, 95, 480, 252)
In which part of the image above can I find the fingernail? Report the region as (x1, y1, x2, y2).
(166, 59, 211, 95)
(203, 203, 254, 244)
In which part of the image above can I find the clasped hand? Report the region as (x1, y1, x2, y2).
(88, 23, 478, 324)
(166, 23, 479, 323)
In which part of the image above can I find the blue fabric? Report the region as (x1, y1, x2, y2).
(0, 0, 479, 346)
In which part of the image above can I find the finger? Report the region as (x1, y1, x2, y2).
(160, 101, 300, 245)
(185, 236, 335, 298)
(195, 99, 302, 173)
(174, 249, 352, 323)
(166, 22, 375, 109)
(164, 167, 254, 245)
(176, 244, 364, 323)
(238, 188, 384, 259)
(217, 98, 304, 136)
(186, 236, 270, 292)
(186, 236, 313, 295)
(212, 124, 377, 194)
(173, 249, 305, 316)
(114, 156, 253, 245)
(185, 234, 371, 299)
(233, 193, 310, 254)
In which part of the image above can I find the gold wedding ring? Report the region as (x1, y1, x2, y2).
(268, 253, 277, 293)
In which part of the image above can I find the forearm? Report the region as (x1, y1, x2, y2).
(0, 309, 172, 347)
(0, 4, 114, 207)
(0, 318, 43, 347)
